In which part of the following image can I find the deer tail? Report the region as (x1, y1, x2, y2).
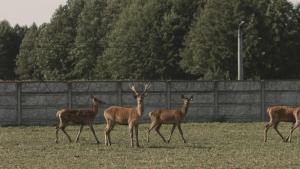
(55, 109, 65, 128)
(148, 111, 153, 117)
(148, 111, 158, 122)
(266, 107, 272, 114)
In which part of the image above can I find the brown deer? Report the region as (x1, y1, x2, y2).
(264, 105, 300, 142)
(147, 95, 193, 143)
(55, 96, 105, 144)
(103, 82, 151, 147)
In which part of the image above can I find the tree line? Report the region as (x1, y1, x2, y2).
(1, 0, 300, 81)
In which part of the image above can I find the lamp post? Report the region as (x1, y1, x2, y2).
(238, 21, 245, 80)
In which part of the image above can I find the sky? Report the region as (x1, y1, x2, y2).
(0, 0, 67, 26)
(0, 0, 300, 26)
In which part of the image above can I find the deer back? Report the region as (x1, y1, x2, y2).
(149, 108, 183, 124)
(104, 106, 140, 124)
(267, 106, 295, 122)
(57, 108, 98, 124)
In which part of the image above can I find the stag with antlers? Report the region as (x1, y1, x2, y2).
(103, 82, 151, 147)
(55, 96, 105, 144)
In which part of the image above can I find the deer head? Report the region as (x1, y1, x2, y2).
(129, 82, 151, 115)
(90, 95, 105, 105)
(181, 95, 193, 105)
(129, 82, 151, 101)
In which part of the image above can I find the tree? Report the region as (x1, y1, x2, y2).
(15, 23, 42, 80)
(34, 0, 85, 80)
(260, 0, 300, 79)
(180, 0, 240, 80)
(70, 0, 106, 79)
(180, 0, 300, 80)
(10, 0, 300, 80)
(71, 0, 128, 80)
(0, 21, 27, 80)
(95, 0, 202, 80)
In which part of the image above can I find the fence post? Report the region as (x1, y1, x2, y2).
(213, 81, 219, 120)
(167, 81, 171, 109)
(260, 80, 265, 121)
(118, 81, 122, 106)
(16, 82, 22, 125)
(67, 82, 72, 109)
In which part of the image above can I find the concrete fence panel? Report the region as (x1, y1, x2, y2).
(1, 80, 300, 125)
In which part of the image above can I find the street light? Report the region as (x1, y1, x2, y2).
(238, 21, 245, 80)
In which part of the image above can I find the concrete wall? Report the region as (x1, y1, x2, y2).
(0, 80, 300, 125)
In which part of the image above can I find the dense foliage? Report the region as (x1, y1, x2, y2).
(1, 0, 300, 80)
(0, 21, 27, 80)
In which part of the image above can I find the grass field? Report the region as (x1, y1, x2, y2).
(1, 122, 300, 169)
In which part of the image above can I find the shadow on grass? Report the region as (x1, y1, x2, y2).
(147, 143, 213, 150)
(184, 144, 213, 150)
(147, 145, 177, 149)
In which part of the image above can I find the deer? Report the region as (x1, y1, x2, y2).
(147, 95, 193, 144)
(55, 96, 105, 144)
(264, 105, 300, 143)
(103, 82, 151, 147)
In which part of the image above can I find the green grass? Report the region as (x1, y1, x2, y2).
(0, 123, 300, 169)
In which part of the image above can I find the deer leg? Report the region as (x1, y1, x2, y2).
(55, 128, 59, 143)
(285, 123, 295, 142)
(104, 128, 108, 146)
(129, 123, 134, 147)
(264, 122, 273, 142)
(273, 122, 285, 142)
(105, 121, 113, 146)
(61, 128, 72, 143)
(155, 124, 167, 143)
(177, 124, 186, 143)
(107, 124, 114, 146)
(147, 121, 159, 142)
(75, 125, 84, 143)
(89, 124, 100, 144)
(287, 120, 300, 143)
(55, 121, 64, 143)
(135, 124, 140, 147)
(167, 124, 176, 143)
(108, 123, 115, 146)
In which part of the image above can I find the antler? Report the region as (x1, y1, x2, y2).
(129, 82, 139, 95)
(142, 82, 151, 94)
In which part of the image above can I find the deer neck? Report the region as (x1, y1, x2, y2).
(136, 102, 143, 117)
(181, 103, 189, 116)
(92, 103, 99, 115)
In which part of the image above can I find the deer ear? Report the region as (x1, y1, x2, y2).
(190, 96, 193, 101)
